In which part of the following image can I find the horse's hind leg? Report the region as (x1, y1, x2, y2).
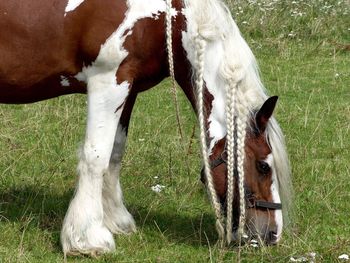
(102, 94, 137, 234)
(61, 77, 130, 256)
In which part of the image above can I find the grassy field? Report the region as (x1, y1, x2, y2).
(0, 0, 349, 262)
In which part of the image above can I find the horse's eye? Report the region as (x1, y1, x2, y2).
(257, 161, 271, 174)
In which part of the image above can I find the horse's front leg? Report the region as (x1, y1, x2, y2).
(102, 93, 137, 234)
(61, 76, 130, 256)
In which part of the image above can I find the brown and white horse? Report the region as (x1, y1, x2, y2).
(0, 0, 292, 256)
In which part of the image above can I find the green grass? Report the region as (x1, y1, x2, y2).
(0, 1, 349, 262)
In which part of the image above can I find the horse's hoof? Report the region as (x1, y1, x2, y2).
(61, 224, 115, 257)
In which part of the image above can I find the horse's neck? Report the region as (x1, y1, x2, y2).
(174, 0, 269, 152)
(175, 40, 227, 152)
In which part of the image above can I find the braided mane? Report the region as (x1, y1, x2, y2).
(176, 0, 292, 242)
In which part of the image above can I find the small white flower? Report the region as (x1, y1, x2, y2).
(339, 254, 349, 261)
(151, 184, 165, 193)
(335, 73, 340, 78)
(288, 31, 296, 37)
(138, 138, 145, 142)
(308, 252, 316, 258)
(154, 176, 159, 179)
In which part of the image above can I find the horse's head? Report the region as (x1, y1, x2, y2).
(201, 96, 284, 244)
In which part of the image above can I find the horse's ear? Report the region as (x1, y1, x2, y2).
(256, 96, 278, 133)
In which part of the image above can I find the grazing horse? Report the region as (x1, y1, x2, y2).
(0, 0, 292, 256)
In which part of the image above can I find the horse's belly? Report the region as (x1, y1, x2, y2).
(0, 76, 87, 104)
(0, 1, 80, 103)
(0, 43, 85, 103)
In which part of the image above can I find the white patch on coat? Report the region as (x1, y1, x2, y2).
(75, 0, 169, 85)
(265, 153, 283, 241)
(64, 0, 85, 16)
(60, 76, 70, 87)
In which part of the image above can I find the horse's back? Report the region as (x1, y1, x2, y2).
(0, 0, 127, 103)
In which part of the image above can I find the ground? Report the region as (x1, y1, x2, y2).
(0, 0, 349, 262)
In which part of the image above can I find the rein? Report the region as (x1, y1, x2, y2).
(165, 0, 184, 141)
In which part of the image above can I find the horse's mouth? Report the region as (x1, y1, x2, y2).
(229, 226, 280, 246)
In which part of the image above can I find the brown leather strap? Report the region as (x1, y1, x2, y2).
(210, 157, 226, 169)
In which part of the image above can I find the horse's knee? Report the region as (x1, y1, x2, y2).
(78, 142, 111, 177)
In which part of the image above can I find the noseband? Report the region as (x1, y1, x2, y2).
(210, 154, 282, 211)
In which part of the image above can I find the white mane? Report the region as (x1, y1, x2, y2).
(267, 118, 293, 223)
(183, 0, 267, 109)
(182, 0, 293, 222)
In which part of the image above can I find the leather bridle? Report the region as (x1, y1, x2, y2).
(210, 154, 282, 211)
